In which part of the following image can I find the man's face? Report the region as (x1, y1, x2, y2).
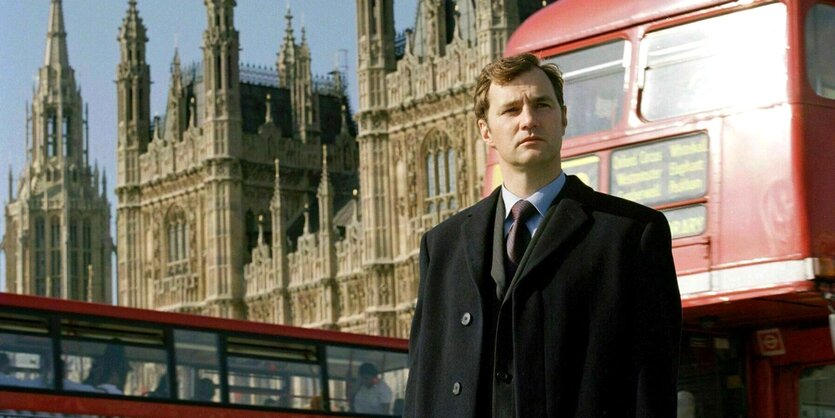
(478, 68, 567, 173)
(359, 373, 375, 387)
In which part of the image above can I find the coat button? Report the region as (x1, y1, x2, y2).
(496, 371, 512, 383)
(460, 312, 472, 326)
(452, 381, 461, 395)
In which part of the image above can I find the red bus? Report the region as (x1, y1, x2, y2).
(486, 0, 835, 416)
(0, 292, 409, 418)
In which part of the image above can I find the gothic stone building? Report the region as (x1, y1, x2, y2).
(3, 0, 113, 303)
(116, 1, 358, 318)
(242, 0, 551, 338)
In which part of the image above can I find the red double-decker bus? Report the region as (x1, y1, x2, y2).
(0, 293, 409, 417)
(486, 0, 835, 415)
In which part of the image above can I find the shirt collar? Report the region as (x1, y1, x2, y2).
(501, 171, 566, 219)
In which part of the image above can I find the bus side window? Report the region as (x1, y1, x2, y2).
(0, 312, 53, 389)
(806, 4, 835, 99)
(325, 346, 409, 416)
(174, 329, 221, 403)
(544, 40, 627, 139)
(60, 319, 167, 397)
(224, 336, 320, 409)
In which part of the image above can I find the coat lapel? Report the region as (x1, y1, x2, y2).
(510, 176, 591, 292)
(463, 187, 502, 292)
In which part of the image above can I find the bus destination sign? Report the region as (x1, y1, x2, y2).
(610, 133, 708, 207)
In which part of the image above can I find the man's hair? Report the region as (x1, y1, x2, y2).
(474, 53, 565, 122)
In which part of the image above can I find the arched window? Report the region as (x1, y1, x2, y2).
(166, 207, 189, 268)
(62, 114, 71, 157)
(49, 216, 61, 296)
(47, 114, 58, 157)
(423, 130, 458, 215)
(35, 217, 46, 295)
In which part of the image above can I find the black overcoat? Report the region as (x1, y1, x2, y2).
(404, 175, 682, 417)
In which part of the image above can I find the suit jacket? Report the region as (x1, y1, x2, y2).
(404, 175, 681, 418)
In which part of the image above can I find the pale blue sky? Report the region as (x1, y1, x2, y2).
(0, 0, 416, 292)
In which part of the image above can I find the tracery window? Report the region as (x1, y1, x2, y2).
(49, 216, 61, 296)
(166, 207, 189, 268)
(62, 115, 71, 157)
(47, 113, 58, 157)
(423, 130, 458, 215)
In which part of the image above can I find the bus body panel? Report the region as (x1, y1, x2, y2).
(492, 0, 835, 415)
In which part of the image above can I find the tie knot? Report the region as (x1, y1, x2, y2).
(510, 199, 537, 223)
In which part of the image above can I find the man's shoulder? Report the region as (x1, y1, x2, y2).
(565, 176, 664, 224)
(425, 192, 498, 238)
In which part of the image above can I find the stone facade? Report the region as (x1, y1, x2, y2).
(116, 1, 358, 319)
(117, 0, 550, 338)
(242, 0, 550, 338)
(3, 0, 113, 303)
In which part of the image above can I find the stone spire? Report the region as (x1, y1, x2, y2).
(33, 0, 82, 164)
(3, 0, 113, 303)
(163, 48, 185, 142)
(318, 146, 336, 277)
(7, 167, 13, 201)
(270, 159, 289, 298)
(44, 0, 69, 68)
(277, 5, 297, 88)
(264, 93, 273, 124)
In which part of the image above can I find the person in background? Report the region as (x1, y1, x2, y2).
(352, 362, 392, 414)
(82, 344, 130, 394)
(147, 373, 170, 398)
(195, 377, 215, 401)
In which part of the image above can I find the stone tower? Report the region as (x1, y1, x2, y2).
(242, 0, 552, 338)
(117, 1, 358, 319)
(348, 0, 551, 336)
(3, 0, 113, 302)
(115, 0, 151, 308)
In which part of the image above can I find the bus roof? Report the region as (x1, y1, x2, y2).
(0, 292, 407, 350)
(506, 0, 736, 55)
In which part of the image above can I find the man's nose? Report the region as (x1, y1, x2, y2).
(519, 104, 537, 131)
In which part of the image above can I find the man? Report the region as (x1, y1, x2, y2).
(403, 53, 681, 417)
(352, 362, 393, 414)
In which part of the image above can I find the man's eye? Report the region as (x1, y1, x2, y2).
(537, 102, 552, 108)
(502, 107, 519, 114)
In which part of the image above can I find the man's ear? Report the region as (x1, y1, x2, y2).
(561, 106, 568, 131)
(478, 119, 493, 147)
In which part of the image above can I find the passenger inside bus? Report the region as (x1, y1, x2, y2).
(264, 387, 291, 408)
(0, 352, 44, 388)
(352, 362, 392, 415)
(65, 344, 130, 394)
(195, 377, 215, 401)
(147, 373, 170, 398)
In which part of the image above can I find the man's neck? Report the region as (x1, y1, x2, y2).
(501, 165, 562, 198)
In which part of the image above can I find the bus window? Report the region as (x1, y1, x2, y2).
(678, 333, 746, 417)
(641, 3, 787, 120)
(225, 336, 320, 409)
(806, 4, 835, 99)
(174, 329, 220, 402)
(544, 40, 627, 139)
(60, 320, 167, 396)
(325, 345, 408, 416)
(0, 312, 52, 389)
(799, 364, 835, 416)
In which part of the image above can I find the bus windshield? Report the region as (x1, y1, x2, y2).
(641, 3, 787, 120)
